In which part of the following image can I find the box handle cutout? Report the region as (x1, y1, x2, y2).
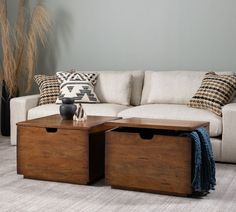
(139, 132, 154, 140)
(46, 128, 58, 133)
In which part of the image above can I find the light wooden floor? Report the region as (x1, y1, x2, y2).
(0, 136, 236, 212)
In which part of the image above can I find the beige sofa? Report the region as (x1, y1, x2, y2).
(10, 70, 236, 163)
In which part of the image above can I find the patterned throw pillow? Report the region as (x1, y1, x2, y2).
(188, 72, 236, 116)
(34, 75, 60, 105)
(56, 72, 100, 103)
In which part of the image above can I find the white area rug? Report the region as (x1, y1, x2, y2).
(0, 136, 236, 212)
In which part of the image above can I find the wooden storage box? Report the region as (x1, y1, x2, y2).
(17, 115, 117, 184)
(105, 118, 209, 196)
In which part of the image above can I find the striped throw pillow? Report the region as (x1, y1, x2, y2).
(188, 72, 236, 116)
(34, 75, 60, 105)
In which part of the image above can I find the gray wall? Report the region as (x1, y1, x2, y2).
(37, 0, 236, 74)
(3, 0, 236, 88)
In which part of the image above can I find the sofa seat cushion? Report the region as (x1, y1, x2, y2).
(118, 104, 222, 137)
(28, 103, 131, 120)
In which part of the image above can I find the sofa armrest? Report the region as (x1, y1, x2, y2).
(222, 103, 236, 162)
(10, 94, 40, 145)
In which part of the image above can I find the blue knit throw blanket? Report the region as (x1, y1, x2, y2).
(181, 127, 216, 193)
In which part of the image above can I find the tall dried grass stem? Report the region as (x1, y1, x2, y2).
(0, 0, 51, 96)
(25, 3, 51, 92)
(0, 4, 17, 96)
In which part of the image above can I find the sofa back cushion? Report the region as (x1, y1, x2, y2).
(231, 88, 236, 103)
(94, 71, 132, 105)
(232, 97, 236, 103)
(141, 71, 207, 104)
(142, 70, 236, 105)
(129, 70, 144, 105)
(92, 70, 144, 106)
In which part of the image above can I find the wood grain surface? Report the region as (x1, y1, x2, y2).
(17, 115, 118, 184)
(17, 126, 89, 184)
(106, 130, 193, 195)
(17, 115, 118, 132)
(105, 118, 210, 195)
(105, 117, 209, 131)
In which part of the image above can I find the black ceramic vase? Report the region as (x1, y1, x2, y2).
(59, 97, 77, 120)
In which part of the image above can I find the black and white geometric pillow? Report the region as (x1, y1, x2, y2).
(57, 71, 98, 85)
(56, 72, 100, 104)
(34, 75, 60, 105)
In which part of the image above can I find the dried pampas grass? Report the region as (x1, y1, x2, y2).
(26, 1, 51, 92)
(0, 2, 17, 96)
(0, 0, 51, 97)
